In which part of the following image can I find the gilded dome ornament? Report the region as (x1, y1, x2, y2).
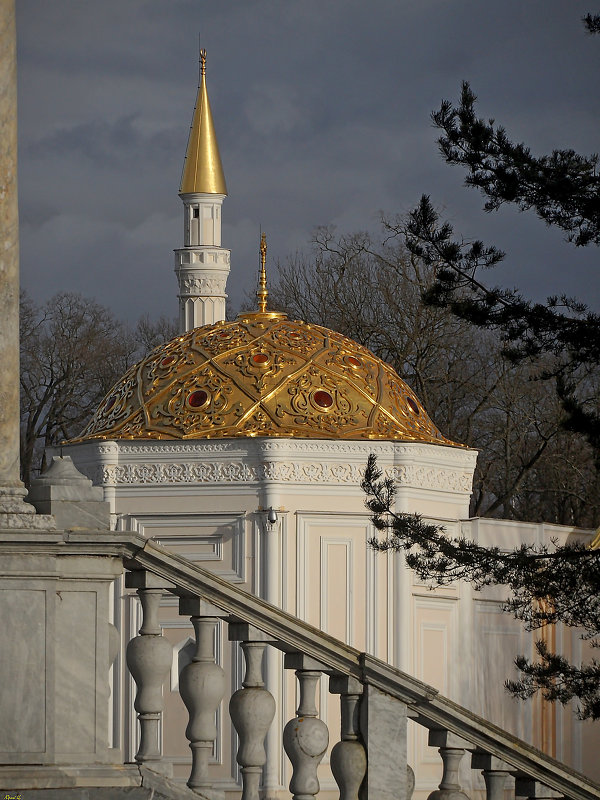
(257, 232, 268, 313)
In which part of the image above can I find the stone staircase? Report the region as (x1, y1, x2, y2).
(2, 523, 598, 800)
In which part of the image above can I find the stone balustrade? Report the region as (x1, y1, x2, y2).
(0, 521, 597, 798)
(118, 539, 599, 800)
(2, 514, 589, 798)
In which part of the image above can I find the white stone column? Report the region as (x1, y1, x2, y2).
(95, 440, 119, 521)
(0, 0, 40, 524)
(258, 462, 284, 799)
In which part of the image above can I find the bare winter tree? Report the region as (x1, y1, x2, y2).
(19, 291, 177, 486)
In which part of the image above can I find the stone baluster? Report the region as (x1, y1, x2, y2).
(329, 675, 366, 800)
(178, 597, 228, 798)
(471, 752, 512, 800)
(228, 623, 276, 800)
(283, 653, 330, 800)
(125, 570, 174, 763)
(427, 730, 472, 800)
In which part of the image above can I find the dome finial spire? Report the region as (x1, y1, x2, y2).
(199, 47, 206, 77)
(257, 232, 268, 312)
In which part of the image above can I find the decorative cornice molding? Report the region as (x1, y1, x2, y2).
(389, 465, 473, 493)
(92, 458, 473, 494)
(84, 437, 476, 462)
(66, 437, 475, 498)
(115, 441, 241, 455)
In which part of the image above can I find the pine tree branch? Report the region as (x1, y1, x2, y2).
(433, 82, 600, 246)
(363, 454, 600, 717)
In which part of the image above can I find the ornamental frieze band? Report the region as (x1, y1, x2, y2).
(94, 459, 473, 493)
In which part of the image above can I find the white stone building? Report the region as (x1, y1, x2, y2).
(56, 50, 599, 798)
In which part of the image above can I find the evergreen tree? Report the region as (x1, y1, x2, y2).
(369, 16, 600, 718)
(385, 80, 600, 453)
(363, 455, 600, 719)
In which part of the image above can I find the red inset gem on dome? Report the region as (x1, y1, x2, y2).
(188, 390, 208, 408)
(314, 390, 334, 408)
(161, 356, 176, 367)
(105, 395, 117, 411)
(252, 353, 269, 364)
(218, 331, 230, 339)
(346, 356, 362, 368)
(406, 396, 420, 415)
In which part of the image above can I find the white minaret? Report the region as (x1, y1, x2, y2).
(175, 49, 230, 332)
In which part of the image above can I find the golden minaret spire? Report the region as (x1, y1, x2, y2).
(257, 233, 268, 312)
(175, 47, 230, 332)
(180, 48, 227, 195)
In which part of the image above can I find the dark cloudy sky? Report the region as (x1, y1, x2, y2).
(16, 1, 599, 324)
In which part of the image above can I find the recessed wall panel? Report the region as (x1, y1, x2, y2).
(56, 591, 96, 754)
(0, 589, 46, 753)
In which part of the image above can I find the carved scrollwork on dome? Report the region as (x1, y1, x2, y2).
(276, 368, 364, 435)
(150, 364, 243, 437)
(239, 409, 278, 436)
(70, 313, 462, 446)
(269, 321, 326, 356)
(382, 374, 428, 425)
(88, 367, 138, 431)
(192, 323, 254, 358)
(225, 347, 299, 394)
(322, 349, 379, 399)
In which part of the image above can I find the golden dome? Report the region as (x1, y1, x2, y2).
(73, 312, 459, 445)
